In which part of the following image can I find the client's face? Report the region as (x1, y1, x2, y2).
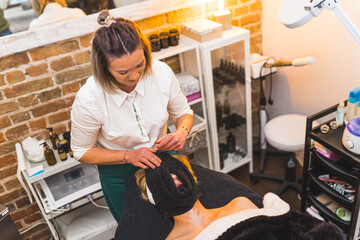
(171, 173, 182, 187)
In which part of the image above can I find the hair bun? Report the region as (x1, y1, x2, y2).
(98, 10, 110, 25)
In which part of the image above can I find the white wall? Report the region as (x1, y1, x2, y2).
(262, 0, 360, 118)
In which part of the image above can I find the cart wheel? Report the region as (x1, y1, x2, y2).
(250, 176, 259, 184)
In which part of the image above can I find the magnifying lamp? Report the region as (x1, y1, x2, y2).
(279, 0, 360, 46)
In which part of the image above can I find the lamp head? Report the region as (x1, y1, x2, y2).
(279, 0, 323, 28)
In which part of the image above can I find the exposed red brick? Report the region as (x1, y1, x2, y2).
(0, 189, 20, 205)
(38, 87, 61, 103)
(62, 81, 80, 95)
(0, 154, 17, 168)
(50, 55, 75, 71)
(4, 177, 21, 191)
(32, 96, 75, 117)
(4, 77, 53, 98)
(25, 63, 48, 77)
(0, 100, 18, 115)
(0, 116, 11, 129)
(0, 74, 5, 86)
(24, 212, 43, 224)
(10, 111, 31, 124)
(29, 40, 79, 62)
(15, 196, 31, 208)
(29, 118, 46, 130)
(6, 70, 26, 84)
(80, 33, 93, 47)
(54, 64, 92, 84)
(10, 204, 39, 221)
(0, 52, 30, 72)
(0, 132, 4, 143)
(5, 124, 29, 141)
(48, 110, 70, 124)
(74, 51, 90, 64)
(18, 94, 39, 107)
(0, 140, 17, 155)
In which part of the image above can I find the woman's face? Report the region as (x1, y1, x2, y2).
(171, 173, 182, 187)
(107, 46, 147, 93)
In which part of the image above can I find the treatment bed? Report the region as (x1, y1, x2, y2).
(114, 163, 345, 240)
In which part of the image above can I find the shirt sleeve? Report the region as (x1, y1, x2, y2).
(70, 93, 103, 161)
(167, 67, 193, 121)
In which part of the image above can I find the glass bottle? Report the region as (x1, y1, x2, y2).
(40, 142, 57, 166)
(57, 144, 67, 161)
(47, 128, 59, 150)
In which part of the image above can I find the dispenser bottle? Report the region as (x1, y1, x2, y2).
(345, 87, 360, 123)
(226, 132, 236, 153)
(40, 142, 57, 166)
(47, 128, 59, 150)
(336, 100, 346, 126)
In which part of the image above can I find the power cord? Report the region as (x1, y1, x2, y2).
(20, 221, 47, 235)
(86, 194, 109, 209)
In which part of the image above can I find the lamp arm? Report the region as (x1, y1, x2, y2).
(332, 3, 360, 46)
(310, 0, 360, 46)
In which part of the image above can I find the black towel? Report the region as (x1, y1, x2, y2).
(145, 152, 198, 217)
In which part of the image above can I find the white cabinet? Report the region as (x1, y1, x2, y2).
(199, 26, 253, 173)
(153, 36, 213, 169)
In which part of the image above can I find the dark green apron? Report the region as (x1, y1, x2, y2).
(98, 164, 139, 223)
(98, 150, 176, 223)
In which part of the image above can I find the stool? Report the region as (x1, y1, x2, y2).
(250, 114, 307, 196)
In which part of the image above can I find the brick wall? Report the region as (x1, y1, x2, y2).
(0, 0, 262, 239)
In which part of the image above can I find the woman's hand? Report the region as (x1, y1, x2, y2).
(126, 147, 161, 169)
(155, 129, 188, 151)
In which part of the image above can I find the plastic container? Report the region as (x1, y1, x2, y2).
(336, 100, 346, 126)
(345, 87, 360, 123)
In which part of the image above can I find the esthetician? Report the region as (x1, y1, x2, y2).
(70, 10, 193, 223)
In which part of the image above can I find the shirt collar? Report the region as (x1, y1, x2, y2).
(110, 78, 145, 107)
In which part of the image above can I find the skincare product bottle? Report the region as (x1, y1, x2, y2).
(336, 100, 346, 126)
(47, 128, 59, 150)
(57, 144, 67, 161)
(40, 142, 57, 166)
(345, 87, 360, 123)
(226, 132, 236, 153)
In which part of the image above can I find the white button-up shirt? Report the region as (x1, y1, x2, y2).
(71, 60, 193, 161)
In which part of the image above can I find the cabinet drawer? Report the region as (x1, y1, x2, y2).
(308, 167, 354, 211)
(306, 193, 350, 232)
(311, 149, 357, 186)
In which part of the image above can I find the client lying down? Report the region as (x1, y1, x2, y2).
(134, 153, 345, 240)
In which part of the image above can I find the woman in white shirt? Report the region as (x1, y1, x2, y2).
(29, 0, 86, 30)
(71, 10, 193, 223)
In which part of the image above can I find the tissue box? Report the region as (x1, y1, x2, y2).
(181, 19, 223, 42)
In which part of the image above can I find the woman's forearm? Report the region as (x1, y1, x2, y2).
(175, 114, 193, 134)
(79, 147, 128, 165)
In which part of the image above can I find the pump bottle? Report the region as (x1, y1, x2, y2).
(40, 142, 57, 166)
(47, 128, 59, 150)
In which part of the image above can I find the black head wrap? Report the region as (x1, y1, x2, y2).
(145, 152, 198, 218)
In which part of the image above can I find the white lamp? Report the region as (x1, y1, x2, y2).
(279, 0, 360, 46)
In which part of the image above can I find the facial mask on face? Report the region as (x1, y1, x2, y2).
(145, 152, 198, 217)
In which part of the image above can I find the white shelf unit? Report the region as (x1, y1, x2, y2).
(154, 36, 213, 169)
(199, 26, 253, 173)
(15, 143, 116, 240)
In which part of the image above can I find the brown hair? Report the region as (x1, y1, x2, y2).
(31, 0, 67, 16)
(135, 155, 197, 201)
(91, 10, 152, 94)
